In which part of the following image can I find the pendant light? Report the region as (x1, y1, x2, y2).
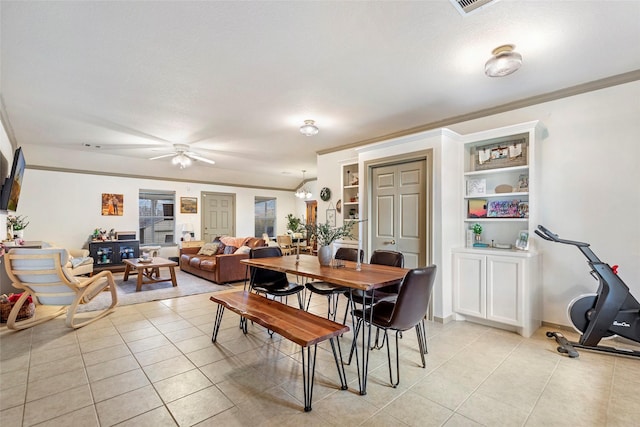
(294, 170, 312, 199)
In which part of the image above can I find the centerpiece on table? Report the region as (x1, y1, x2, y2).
(305, 221, 355, 266)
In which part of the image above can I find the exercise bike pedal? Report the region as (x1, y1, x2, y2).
(546, 331, 580, 358)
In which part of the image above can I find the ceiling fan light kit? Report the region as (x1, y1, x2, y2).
(149, 143, 215, 168)
(299, 119, 319, 136)
(485, 44, 522, 77)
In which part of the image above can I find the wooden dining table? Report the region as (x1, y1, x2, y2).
(241, 253, 409, 395)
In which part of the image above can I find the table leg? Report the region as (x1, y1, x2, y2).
(329, 337, 348, 391)
(123, 263, 131, 281)
(136, 269, 144, 292)
(169, 266, 177, 287)
(211, 305, 225, 342)
(358, 289, 374, 395)
(301, 344, 318, 412)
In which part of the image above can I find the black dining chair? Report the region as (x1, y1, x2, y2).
(304, 247, 363, 321)
(248, 246, 305, 309)
(342, 250, 405, 325)
(350, 265, 437, 387)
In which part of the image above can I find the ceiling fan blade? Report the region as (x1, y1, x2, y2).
(187, 153, 216, 165)
(149, 153, 175, 160)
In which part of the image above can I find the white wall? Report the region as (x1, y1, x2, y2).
(317, 81, 640, 327)
(16, 169, 299, 257)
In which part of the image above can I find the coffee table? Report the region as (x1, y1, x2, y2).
(122, 257, 178, 292)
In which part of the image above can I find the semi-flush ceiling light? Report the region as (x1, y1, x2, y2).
(485, 44, 522, 77)
(294, 170, 313, 199)
(299, 119, 319, 136)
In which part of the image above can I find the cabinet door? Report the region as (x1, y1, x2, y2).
(453, 253, 486, 318)
(486, 255, 524, 326)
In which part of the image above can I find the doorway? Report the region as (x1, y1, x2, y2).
(365, 151, 432, 269)
(201, 192, 236, 242)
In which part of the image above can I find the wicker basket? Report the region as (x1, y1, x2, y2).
(0, 301, 36, 323)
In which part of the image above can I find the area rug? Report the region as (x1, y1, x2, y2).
(77, 269, 233, 312)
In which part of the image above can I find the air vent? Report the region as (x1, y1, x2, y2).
(450, 0, 499, 15)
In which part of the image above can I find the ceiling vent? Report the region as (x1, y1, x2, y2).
(450, 0, 499, 15)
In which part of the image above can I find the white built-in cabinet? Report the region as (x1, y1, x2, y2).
(452, 248, 540, 337)
(452, 121, 545, 337)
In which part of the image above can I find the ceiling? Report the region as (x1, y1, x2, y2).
(2, 1, 639, 190)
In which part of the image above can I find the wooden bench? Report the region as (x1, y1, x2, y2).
(209, 290, 349, 412)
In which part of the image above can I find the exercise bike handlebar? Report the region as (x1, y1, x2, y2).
(536, 225, 601, 264)
(535, 225, 590, 247)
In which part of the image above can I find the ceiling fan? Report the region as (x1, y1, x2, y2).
(149, 144, 216, 169)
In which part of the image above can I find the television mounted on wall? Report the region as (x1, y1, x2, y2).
(0, 147, 26, 212)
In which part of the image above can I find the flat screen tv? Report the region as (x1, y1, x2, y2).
(1, 147, 26, 212)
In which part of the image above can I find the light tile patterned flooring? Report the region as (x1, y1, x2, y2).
(1, 281, 639, 426)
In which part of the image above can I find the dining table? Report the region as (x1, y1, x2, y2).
(241, 253, 409, 395)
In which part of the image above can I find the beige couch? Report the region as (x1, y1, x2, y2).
(179, 237, 266, 284)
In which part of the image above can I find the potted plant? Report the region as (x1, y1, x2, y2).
(305, 221, 355, 266)
(7, 215, 29, 239)
(286, 214, 303, 234)
(472, 223, 483, 242)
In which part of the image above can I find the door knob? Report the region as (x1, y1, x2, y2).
(384, 240, 396, 245)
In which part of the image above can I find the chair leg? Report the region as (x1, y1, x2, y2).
(415, 324, 427, 368)
(66, 271, 118, 328)
(386, 330, 400, 388)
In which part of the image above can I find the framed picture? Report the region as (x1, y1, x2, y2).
(467, 178, 486, 196)
(326, 208, 336, 227)
(467, 199, 487, 218)
(515, 230, 529, 250)
(102, 193, 123, 216)
(180, 197, 198, 214)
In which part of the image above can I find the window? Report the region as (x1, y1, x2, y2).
(255, 197, 276, 238)
(139, 190, 175, 245)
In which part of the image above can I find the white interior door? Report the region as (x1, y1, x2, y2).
(371, 159, 427, 268)
(202, 192, 235, 242)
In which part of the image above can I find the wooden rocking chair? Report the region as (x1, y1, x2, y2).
(3, 248, 118, 329)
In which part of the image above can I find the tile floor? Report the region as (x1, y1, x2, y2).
(1, 281, 639, 426)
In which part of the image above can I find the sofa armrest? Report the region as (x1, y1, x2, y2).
(215, 252, 250, 283)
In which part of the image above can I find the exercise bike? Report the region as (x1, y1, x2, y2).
(536, 225, 640, 358)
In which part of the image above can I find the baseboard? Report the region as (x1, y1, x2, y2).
(432, 314, 455, 324)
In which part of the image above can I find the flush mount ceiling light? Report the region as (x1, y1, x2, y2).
(485, 44, 522, 77)
(294, 170, 313, 199)
(299, 119, 319, 136)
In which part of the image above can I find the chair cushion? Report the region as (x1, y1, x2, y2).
(306, 281, 348, 295)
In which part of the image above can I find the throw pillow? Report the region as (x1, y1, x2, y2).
(197, 242, 221, 256)
(235, 245, 251, 254)
(223, 245, 237, 255)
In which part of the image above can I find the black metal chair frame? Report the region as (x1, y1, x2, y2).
(349, 266, 437, 387)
